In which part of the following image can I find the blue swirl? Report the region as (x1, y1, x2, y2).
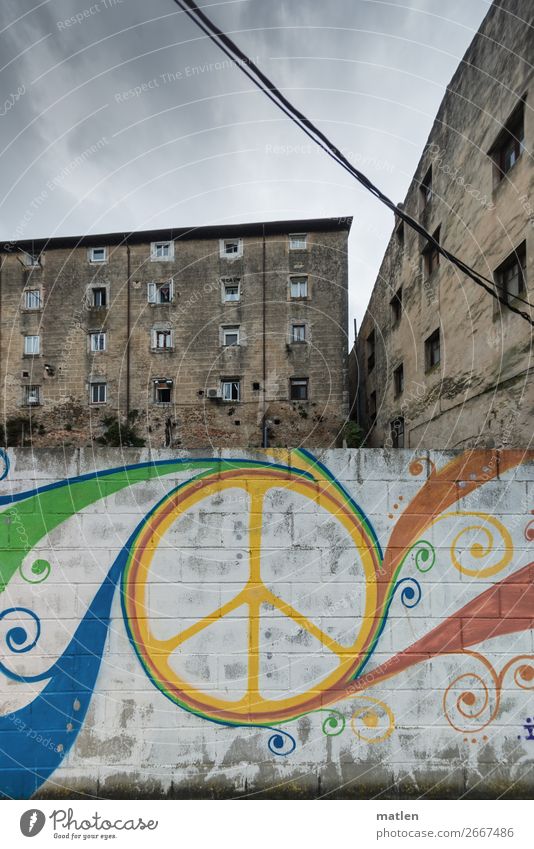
(0, 554, 123, 799)
(0, 449, 9, 482)
(393, 577, 422, 609)
(267, 728, 297, 756)
(0, 607, 41, 655)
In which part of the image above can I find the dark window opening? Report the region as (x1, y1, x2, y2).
(394, 363, 404, 396)
(222, 379, 241, 402)
(154, 380, 173, 403)
(92, 287, 107, 308)
(90, 383, 106, 404)
(367, 329, 376, 373)
(154, 329, 172, 349)
(390, 287, 402, 324)
(422, 227, 441, 277)
(490, 99, 525, 183)
(425, 328, 441, 371)
(290, 378, 308, 401)
(420, 165, 432, 208)
(390, 417, 405, 448)
(368, 391, 377, 429)
(291, 324, 306, 342)
(495, 241, 527, 303)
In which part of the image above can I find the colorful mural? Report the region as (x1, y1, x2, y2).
(0, 448, 533, 797)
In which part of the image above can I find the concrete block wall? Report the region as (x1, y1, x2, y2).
(0, 447, 533, 799)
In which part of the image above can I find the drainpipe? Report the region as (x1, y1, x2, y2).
(261, 225, 268, 448)
(126, 241, 131, 419)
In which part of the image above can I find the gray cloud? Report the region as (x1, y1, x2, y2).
(0, 0, 491, 330)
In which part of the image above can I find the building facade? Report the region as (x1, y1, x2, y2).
(0, 218, 351, 449)
(357, 0, 534, 450)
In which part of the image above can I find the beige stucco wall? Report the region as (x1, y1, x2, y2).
(357, 0, 534, 450)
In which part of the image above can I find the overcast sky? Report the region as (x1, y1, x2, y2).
(0, 0, 492, 331)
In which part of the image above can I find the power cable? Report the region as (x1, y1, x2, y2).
(172, 0, 534, 325)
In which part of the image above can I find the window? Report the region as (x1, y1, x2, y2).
(147, 280, 173, 304)
(290, 276, 308, 299)
(223, 326, 240, 347)
(153, 328, 173, 350)
(89, 247, 107, 263)
(154, 379, 173, 403)
(289, 233, 307, 250)
(395, 219, 405, 247)
(367, 329, 376, 373)
(425, 328, 441, 371)
(23, 251, 40, 267)
(368, 391, 377, 429)
(422, 227, 440, 277)
(221, 379, 240, 402)
(90, 382, 107, 404)
(291, 324, 306, 342)
(91, 287, 107, 308)
(390, 287, 402, 324)
(220, 238, 243, 258)
(222, 278, 240, 302)
(420, 165, 432, 208)
(393, 363, 404, 396)
(24, 335, 40, 356)
(495, 241, 526, 302)
(490, 99, 525, 183)
(150, 241, 174, 261)
(390, 417, 405, 448)
(24, 385, 40, 405)
(90, 331, 106, 352)
(24, 289, 41, 310)
(290, 378, 309, 401)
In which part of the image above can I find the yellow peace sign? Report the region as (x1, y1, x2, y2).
(123, 467, 379, 724)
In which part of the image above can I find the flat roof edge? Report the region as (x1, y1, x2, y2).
(1, 216, 353, 251)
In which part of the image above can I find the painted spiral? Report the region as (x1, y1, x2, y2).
(266, 727, 297, 756)
(393, 577, 422, 609)
(412, 540, 436, 573)
(501, 656, 534, 692)
(443, 671, 497, 733)
(513, 662, 534, 690)
(350, 697, 395, 743)
(441, 513, 513, 579)
(0, 607, 41, 655)
(19, 559, 51, 584)
(317, 709, 346, 737)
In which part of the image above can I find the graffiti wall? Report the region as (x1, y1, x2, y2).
(0, 447, 533, 799)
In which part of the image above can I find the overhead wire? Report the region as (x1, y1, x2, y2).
(172, 0, 534, 325)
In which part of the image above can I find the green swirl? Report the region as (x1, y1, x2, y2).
(19, 559, 51, 584)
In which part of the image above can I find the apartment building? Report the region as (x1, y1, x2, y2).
(356, 0, 533, 450)
(0, 217, 351, 448)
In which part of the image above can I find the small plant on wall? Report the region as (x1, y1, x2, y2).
(96, 410, 146, 447)
(343, 420, 364, 448)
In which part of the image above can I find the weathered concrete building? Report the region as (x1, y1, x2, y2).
(0, 218, 351, 449)
(356, 0, 533, 450)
